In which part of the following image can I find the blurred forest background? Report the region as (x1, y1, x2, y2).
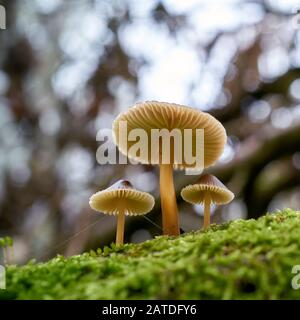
(0, 0, 300, 264)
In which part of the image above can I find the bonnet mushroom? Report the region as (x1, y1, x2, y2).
(89, 180, 155, 245)
(113, 101, 226, 236)
(181, 174, 234, 229)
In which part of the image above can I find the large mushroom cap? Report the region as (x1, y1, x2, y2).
(113, 101, 226, 170)
(89, 180, 155, 216)
(181, 174, 234, 205)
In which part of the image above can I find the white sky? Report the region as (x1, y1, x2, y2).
(119, 0, 265, 107)
(45, 0, 300, 110)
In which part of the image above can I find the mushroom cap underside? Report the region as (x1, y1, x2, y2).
(113, 101, 226, 170)
(89, 189, 155, 216)
(181, 183, 234, 205)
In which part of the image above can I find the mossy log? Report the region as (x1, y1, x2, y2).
(1, 209, 300, 299)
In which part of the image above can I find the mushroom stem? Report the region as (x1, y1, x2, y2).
(159, 164, 179, 236)
(203, 194, 211, 229)
(116, 210, 125, 245)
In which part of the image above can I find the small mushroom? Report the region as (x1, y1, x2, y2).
(181, 174, 234, 229)
(89, 180, 155, 245)
(113, 101, 226, 236)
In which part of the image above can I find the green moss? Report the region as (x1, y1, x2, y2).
(1, 209, 300, 299)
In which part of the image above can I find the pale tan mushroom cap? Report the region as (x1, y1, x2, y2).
(113, 101, 226, 170)
(89, 180, 155, 216)
(181, 174, 234, 205)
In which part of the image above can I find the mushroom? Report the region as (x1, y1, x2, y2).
(89, 180, 155, 245)
(113, 101, 226, 236)
(181, 174, 234, 229)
